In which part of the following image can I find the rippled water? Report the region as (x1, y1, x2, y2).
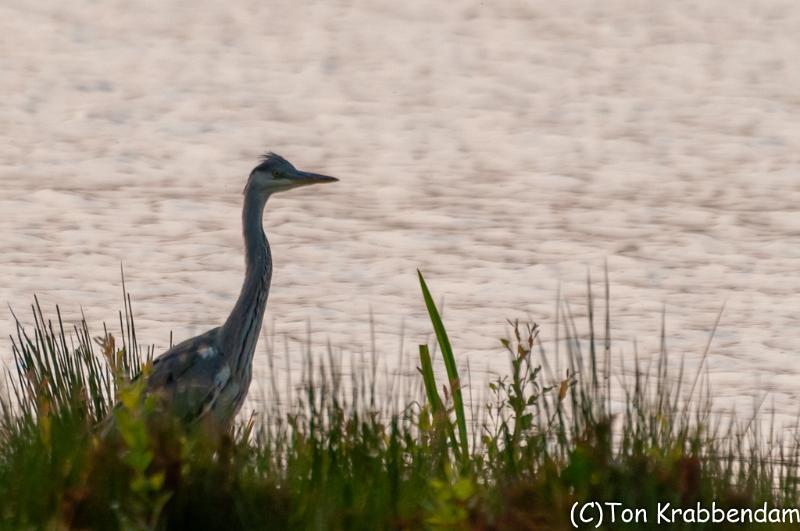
(1, 0, 799, 422)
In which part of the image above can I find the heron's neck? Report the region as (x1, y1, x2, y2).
(221, 189, 273, 371)
(241, 190, 272, 276)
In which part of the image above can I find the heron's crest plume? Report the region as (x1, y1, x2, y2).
(259, 152, 288, 165)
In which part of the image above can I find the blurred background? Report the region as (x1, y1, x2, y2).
(1, 0, 798, 421)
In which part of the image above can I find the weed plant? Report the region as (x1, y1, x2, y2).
(0, 273, 796, 530)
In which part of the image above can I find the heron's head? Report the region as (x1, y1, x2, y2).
(246, 152, 338, 195)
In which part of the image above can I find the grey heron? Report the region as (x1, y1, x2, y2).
(139, 152, 337, 427)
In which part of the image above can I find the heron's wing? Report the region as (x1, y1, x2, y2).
(145, 327, 231, 422)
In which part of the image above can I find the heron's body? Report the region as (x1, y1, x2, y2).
(138, 153, 336, 427)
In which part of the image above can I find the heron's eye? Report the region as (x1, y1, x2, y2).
(272, 170, 286, 179)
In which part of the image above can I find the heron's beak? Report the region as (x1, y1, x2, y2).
(290, 170, 339, 186)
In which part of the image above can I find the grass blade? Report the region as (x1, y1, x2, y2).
(418, 270, 469, 459)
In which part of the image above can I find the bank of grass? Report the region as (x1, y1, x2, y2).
(0, 272, 797, 530)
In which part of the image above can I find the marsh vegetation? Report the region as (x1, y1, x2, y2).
(0, 273, 796, 530)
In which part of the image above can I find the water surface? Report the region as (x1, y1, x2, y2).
(1, 0, 799, 422)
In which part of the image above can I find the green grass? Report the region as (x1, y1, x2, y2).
(0, 272, 798, 530)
